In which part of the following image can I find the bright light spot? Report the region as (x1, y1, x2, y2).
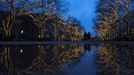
(21, 30, 24, 34)
(38, 35, 41, 38)
(20, 49, 23, 53)
(38, 45, 41, 47)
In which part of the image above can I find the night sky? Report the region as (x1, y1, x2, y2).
(67, 0, 98, 35)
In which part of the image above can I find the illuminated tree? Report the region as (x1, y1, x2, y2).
(94, 0, 134, 40)
(1, 47, 13, 74)
(0, 0, 33, 40)
(26, 0, 66, 40)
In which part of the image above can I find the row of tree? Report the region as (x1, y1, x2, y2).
(94, 0, 134, 41)
(0, 0, 85, 41)
(0, 44, 86, 74)
(96, 44, 134, 75)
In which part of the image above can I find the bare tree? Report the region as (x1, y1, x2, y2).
(27, 0, 65, 40)
(94, 0, 134, 40)
(118, 0, 132, 35)
(0, 0, 32, 40)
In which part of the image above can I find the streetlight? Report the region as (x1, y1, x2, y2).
(20, 49, 23, 53)
(38, 35, 41, 38)
(21, 30, 24, 40)
(21, 30, 24, 34)
(38, 45, 41, 48)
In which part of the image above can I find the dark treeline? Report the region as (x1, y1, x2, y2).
(94, 0, 134, 41)
(0, 0, 88, 41)
(83, 32, 91, 41)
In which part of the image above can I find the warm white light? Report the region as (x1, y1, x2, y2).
(21, 30, 24, 34)
(38, 35, 41, 38)
(20, 49, 23, 53)
(38, 45, 41, 47)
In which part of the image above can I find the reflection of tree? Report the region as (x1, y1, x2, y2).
(27, 44, 85, 74)
(0, 44, 85, 75)
(0, 46, 13, 75)
(50, 44, 85, 71)
(96, 44, 134, 75)
(28, 45, 52, 72)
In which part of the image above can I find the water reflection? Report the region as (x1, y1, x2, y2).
(96, 44, 134, 75)
(0, 44, 91, 75)
(2, 43, 133, 75)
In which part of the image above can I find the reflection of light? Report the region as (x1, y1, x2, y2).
(38, 45, 41, 48)
(21, 30, 24, 34)
(38, 35, 41, 38)
(20, 49, 23, 53)
(90, 46, 95, 48)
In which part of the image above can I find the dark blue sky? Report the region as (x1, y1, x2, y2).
(66, 0, 97, 35)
